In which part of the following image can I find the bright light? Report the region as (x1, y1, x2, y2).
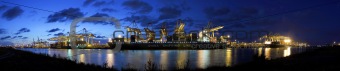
(227, 35, 230, 38)
(264, 41, 271, 44)
(87, 44, 92, 47)
(118, 35, 122, 38)
(284, 39, 291, 43)
(284, 47, 291, 57)
(108, 38, 112, 42)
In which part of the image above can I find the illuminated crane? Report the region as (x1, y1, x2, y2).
(125, 20, 143, 42)
(174, 19, 186, 41)
(200, 21, 224, 42)
(160, 22, 168, 42)
(145, 23, 155, 42)
(144, 28, 155, 42)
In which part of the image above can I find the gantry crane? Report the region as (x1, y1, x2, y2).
(201, 21, 224, 42)
(174, 19, 186, 41)
(125, 20, 143, 42)
(160, 22, 168, 42)
(144, 28, 155, 42)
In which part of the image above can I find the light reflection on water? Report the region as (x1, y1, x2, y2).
(226, 48, 232, 67)
(18, 47, 312, 70)
(160, 51, 168, 70)
(197, 50, 209, 69)
(284, 47, 291, 57)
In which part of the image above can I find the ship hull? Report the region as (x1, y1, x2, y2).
(108, 42, 228, 50)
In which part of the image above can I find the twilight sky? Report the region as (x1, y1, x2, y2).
(0, 0, 340, 45)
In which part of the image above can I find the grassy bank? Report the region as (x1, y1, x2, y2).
(0, 47, 116, 71)
(200, 46, 340, 71)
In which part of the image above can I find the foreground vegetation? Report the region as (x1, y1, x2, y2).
(1, 46, 340, 71)
(0, 47, 115, 71)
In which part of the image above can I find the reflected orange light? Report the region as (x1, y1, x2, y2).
(258, 48, 263, 57)
(79, 54, 85, 63)
(177, 51, 188, 69)
(106, 54, 114, 68)
(226, 49, 232, 67)
(283, 47, 291, 57)
(160, 51, 168, 70)
(197, 50, 210, 69)
(265, 48, 271, 60)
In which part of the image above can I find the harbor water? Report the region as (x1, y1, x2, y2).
(18, 47, 314, 70)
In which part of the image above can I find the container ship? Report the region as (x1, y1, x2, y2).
(261, 34, 293, 48)
(48, 19, 232, 49)
(47, 19, 305, 49)
(107, 19, 229, 50)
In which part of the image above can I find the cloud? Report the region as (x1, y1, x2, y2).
(89, 13, 110, 17)
(95, 35, 106, 38)
(158, 6, 182, 20)
(47, 28, 61, 33)
(47, 8, 84, 23)
(158, 0, 191, 11)
(47, 34, 51, 36)
(229, 23, 246, 28)
(54, 33, 65, 36)
(83, 0, 95, 6)
(10, 36, 27, 39)
(209, 18, 230, 25)
(0, 5, 7, 11)
(2, 6, 24, 21)
(22, 37, 28, 39)
(93, 1, 106, 7)
(203, 7, 230, 19)
(0, 28, 6, 34)
(101, 8, 117, 12)
(245, 19, 276, 26)
(14, 28, 30, 35)
(122, 0, 153, 14)
(121, 15, 159, 27)
(83, 13, 115, 25)
(239, 7, 258, 16)
(11, 36, 17, 39)
(0, 36, 11, 40)
(201, 7, 261, 30)
(225, 8, 260, 22)
(83, 0, 115, 7)
(0, 41, 14, 45)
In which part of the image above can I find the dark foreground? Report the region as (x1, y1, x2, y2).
(0, 47, 115, 71)
(216, 46, 340, 71)
(1, 46, 340, 71)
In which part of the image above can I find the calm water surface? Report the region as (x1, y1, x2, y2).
(18, 47, 313, 70)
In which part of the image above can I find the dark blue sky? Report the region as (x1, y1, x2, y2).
(0, 0, 340, 45)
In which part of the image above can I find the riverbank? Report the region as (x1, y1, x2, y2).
(0, 47, 115, 71)
(199, 46, 340, 71)
(1, 46, 339, 71)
